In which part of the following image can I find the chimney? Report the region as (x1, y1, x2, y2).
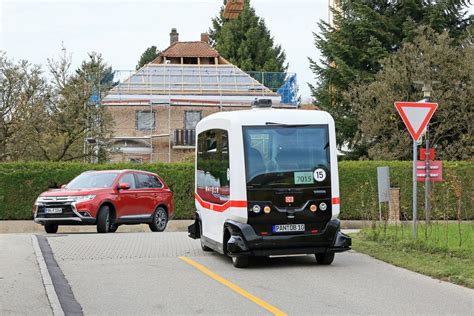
(200, 33, 209, 43)
(170, 28, 179, 45)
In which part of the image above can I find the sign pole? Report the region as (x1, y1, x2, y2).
(424, 125, 430, 224)
(422, 86, 432, 225)
(413, 140, 417, 239)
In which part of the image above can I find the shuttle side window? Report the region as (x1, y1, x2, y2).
(196, 129, 230, 205)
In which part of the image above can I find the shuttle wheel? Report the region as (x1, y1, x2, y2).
(232, 256, 249, 268)
(315, 252, 335, 265)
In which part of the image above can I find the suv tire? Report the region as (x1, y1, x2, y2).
(315, 252, 335, 265)
(108, 224, 118, 233)
(97, 205, 110, 233)
(149, 206, 168, 232)
(44, 223, 58, 234)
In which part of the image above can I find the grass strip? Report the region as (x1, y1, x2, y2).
(351, 223, 474, 289)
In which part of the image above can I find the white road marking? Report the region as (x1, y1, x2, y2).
(31, 235, 65, 316)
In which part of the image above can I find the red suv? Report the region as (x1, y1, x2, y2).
(34, 170, 174, 234)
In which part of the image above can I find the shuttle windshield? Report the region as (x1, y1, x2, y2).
(243, 125, 330, 188)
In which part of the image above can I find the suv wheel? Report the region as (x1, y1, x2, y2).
(97, 205, 110, 233)
(315, 252, 335, 265)
(149, 207, 168, 232)
(44, 223, 58, 234)
(232, 256, 249, 268)
(108, 224, 118, 233)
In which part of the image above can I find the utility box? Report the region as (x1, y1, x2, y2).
(377, 166, 390, 203)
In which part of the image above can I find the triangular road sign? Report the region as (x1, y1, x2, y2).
(395, 102, 438, 141)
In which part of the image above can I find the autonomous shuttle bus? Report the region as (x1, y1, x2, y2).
(188, 100, 351, 268)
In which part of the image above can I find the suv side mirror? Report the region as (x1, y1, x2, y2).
(118, 183, 130, 190)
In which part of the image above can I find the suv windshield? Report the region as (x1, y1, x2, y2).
(243, 125, 330, 188)
(67, 172, 119, 189)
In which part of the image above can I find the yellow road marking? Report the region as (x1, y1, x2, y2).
(179, 256, 287, 316)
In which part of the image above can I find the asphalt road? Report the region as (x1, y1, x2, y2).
(1, 231, 473, 315)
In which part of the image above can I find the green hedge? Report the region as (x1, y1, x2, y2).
(0, 162, 194, 220)
(0, 161, 472, 220)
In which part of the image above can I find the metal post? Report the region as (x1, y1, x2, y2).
(425, 126, 430, 224)
(422, 89, 432, 225)
(413, 140, 417, 239)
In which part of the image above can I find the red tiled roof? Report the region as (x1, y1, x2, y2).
(160, 41, 220, 58)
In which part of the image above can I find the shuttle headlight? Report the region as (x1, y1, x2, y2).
(319, 202, 327, 211)
(263, 206, 271, 214)
(252, 205, 261, 214)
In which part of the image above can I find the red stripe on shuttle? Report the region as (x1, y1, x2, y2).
(332, 197, 340, 205)
(195, 193, 247, 212)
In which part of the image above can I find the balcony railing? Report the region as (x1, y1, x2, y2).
(174, 129, 196, 147)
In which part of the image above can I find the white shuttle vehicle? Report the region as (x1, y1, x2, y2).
(188, 99, 351, 268)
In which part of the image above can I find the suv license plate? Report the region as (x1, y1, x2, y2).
(272, 224, 305, 233)
(45, 208, 63, 214)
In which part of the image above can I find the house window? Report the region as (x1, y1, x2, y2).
(136, 111, 156, 131)
(185, 111, 201, 130)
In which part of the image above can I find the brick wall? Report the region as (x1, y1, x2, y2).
(108, 104, 248, 163)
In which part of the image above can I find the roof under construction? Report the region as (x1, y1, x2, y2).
(102, 64, 281, 106)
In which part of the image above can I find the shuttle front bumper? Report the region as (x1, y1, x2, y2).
(225, 219, 351, 257)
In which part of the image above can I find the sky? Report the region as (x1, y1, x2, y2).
(1, 0, 472, 102)
(0, 0, 327, 102)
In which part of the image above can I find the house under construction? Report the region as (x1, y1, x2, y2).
(102, 29, 297, 163)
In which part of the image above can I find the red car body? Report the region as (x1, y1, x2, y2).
(34, 170, 174, 233)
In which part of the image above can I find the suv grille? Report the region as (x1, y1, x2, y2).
(36, 203, 77, 218)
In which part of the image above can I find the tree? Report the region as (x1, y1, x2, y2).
(0, 52, 49, 161)
(36, 51, 115, 162)
(349, 27, 473, 160)
(136, 46, 160, 70)
(209, 0, 287, 73)
(309, 0, 472, 156)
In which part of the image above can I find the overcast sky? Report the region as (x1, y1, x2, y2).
(1, 0, 472, 102)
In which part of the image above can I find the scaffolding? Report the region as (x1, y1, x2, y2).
(102, 64, 297, 163)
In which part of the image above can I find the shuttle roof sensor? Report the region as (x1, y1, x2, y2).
(251, 98, 272, 108)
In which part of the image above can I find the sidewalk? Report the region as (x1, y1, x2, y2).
(0, 219, 372, 233)
(0, 219, 194, 234)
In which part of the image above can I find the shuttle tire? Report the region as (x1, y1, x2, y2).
(315, 252, 335, 265)
(232, 256, 249, 268)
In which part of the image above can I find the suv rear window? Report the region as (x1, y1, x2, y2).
(136, 174, 162, 188)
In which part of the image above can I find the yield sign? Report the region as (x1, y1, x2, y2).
(394, 102, 438, 141)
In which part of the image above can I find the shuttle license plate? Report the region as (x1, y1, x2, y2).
(272, 224, 305, 233)
(45, 208, 63, 214)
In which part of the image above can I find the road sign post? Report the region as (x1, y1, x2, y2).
(412, 140, 417, 238)
(395, 101, 438, 239)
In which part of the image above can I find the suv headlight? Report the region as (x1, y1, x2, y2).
(69, 195, 96, 202)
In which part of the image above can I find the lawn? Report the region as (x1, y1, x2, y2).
(351, 222, 474, 288)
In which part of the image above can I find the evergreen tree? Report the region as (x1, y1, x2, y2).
(209, 0, 287, 73)
(136, 46, 160, 70)
(310, 0, 472, 156)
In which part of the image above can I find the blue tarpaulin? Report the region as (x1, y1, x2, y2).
(277, 74, 297, 105)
